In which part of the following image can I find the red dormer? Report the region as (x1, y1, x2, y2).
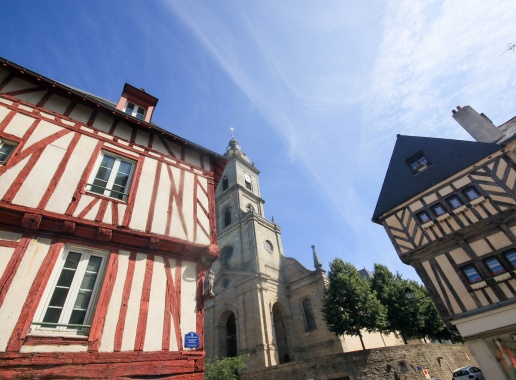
(116, 83, 158, 123)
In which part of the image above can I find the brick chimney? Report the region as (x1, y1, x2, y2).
(452, 105, 504, 143)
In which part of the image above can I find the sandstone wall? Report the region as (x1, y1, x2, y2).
(239, 343, 476, 380)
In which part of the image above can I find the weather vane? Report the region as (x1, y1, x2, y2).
(230, 127, 235, 138)
(501, 43, 516, 56)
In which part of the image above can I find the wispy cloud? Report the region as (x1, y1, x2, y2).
(160, 0, 516, 277)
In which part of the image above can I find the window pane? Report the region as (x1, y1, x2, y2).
(136, 107, 145, 120)
(303, 299, 317, 331)
(463, 187, 480, 201)
(42, 307, 61, 324)
(125, 102, 135, 115)
(74, 289, 93, 310)
(416, 211, 431, 223)
(505, 250, 516, 268)
(86, 256, 102, 273)
(431, 203, 447, 216)
(0, 143, 15, 163)
(447, 195, 464, 209)
(90, 155, 115, 194)
(485, 257, 506, 276)
(462, 265, 482, 284)
(69, 309, 87, 325)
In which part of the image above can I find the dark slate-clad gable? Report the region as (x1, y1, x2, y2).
(372, 135, 500, 223)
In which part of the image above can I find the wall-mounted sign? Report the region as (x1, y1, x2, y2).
(184, 332, 200, 349)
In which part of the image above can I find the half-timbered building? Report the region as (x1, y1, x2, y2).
(0, 57, 225, 378)
(373, 106, 516, 379)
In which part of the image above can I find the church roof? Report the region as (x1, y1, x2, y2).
(224, 137, 251, 163)
(372, 135, 500, 223)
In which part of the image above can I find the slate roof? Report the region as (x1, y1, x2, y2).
(372, 135, 501, 223)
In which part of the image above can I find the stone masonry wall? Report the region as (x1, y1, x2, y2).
(239, 343, 477, 380)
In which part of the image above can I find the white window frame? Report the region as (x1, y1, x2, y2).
(0, 138, 17, 165)
(31, 245, 109, 337)
(86, 151, 136, 202)
(123, 101, 146, 120)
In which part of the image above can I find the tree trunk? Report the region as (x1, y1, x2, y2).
(359, 333, 366, 350)
(401, 331, 408, 345)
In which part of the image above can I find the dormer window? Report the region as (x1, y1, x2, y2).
(406, 151, 432, 175)
(116, 84, 158, 123)
(124, 101, 146, 120)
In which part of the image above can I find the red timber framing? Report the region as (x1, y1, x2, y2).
(0, 94, 217, 258)
(0, 58, 225, 378)
(0, 351, 205, 379)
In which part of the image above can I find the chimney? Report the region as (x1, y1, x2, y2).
(452, 105, 503, 143)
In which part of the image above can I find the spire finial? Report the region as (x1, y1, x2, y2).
(230, 127, 235, 139)
(311, 245, 323, 270)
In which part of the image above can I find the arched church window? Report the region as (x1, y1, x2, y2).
(302, 298, 317, 332)
(222, 177, 229, 191)
(220, 246, 233, 269)
(224, 207, 231, 227)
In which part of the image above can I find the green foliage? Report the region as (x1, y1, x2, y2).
(371, 263, 463, 343)
(322, 259, 387, 347)
(205, 354, 250, 380)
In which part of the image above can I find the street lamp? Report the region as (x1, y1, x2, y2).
(404, 287, 430, 303)
(404, 287, 416, 303)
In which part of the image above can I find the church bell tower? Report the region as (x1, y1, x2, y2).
(204, 137, 290, 368)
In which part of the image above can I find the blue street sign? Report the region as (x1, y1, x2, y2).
(184, 332, 200, 349)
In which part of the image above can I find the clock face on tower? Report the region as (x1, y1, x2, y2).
(244, 173, 251, 183)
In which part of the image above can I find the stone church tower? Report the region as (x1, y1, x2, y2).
(204, 138, 403, 370)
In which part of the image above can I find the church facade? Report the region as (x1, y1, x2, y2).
(204, 138, 403, 370)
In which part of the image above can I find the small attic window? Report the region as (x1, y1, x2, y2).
(124, 101, 146, 120)
(406, 151, 432, 175)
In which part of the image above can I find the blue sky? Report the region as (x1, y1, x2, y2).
(3, 1, 516, 281)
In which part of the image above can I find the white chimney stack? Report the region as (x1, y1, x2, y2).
(452, 105, 503, 143)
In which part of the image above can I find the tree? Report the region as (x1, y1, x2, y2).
(205, 354, 250, 380)
(370, 263, 462, 343)
(322, 259, 387, 350)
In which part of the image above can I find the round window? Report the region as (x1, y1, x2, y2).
(264, 240, 274, 253)
(220, 246, 233, 261)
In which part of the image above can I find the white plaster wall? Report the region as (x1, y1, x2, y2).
(0, 238, 51, 351)
(92, 112, 113, 133)
(143, 255, 166, 352)
(3, 111, 37, 138)
(168, 166, 188, 241)
(129, 158, 156, 232)
(135, 130, 149, 147)
(13, 134, 72, 208)
(184, 150, 200, 168)
(181, 172, 195, 242)
(151, 137, 167, 156)
(1, 77, 34, 93)
(24, 120, 63, 150)
(0, 246, 15, 280)
(180, 261, 198, 339)
(196, 177, 210, 245)
(44, 94, 71, 115)
(20, 344, 88, 353)
(0, 156, 30, 199)
(68, 104, 92, 124)
(73, 194, 101, 220)
(120, 252, 146, 351)
(150, 164, 170, 235)
(46, 134, 98, 214)
(113, 122, 132, 142)
(99, 250, 131, 352)
(168, 258, 179, 351)
(15, 90, 46, 105)
(0, 105, 11, 123)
